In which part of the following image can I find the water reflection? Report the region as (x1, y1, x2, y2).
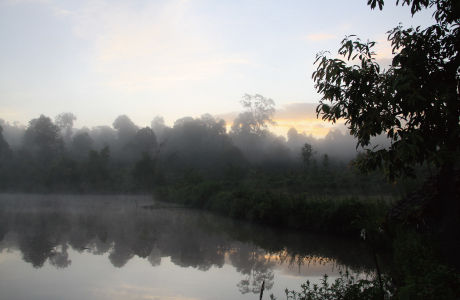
(0, 194, 376, 298)
(232, 246, 275, 294)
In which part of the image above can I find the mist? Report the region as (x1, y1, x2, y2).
(0, 95, 404, 196)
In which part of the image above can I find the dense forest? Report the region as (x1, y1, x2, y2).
(0, 94, 414, 197)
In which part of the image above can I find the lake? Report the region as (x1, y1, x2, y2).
(0, 194, 376, 300)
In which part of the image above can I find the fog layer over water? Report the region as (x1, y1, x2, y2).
(0, 194, 376, 300)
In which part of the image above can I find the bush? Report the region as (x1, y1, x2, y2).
(272, 270, 392, 300)
(392, 229, 460, 300)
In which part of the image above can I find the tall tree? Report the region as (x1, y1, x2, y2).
(135, 127, 158, 154)
(151, 115, 166, 140)
(23, 115, 65, 167)
(0, 125, 12, 161)
(55, 112, 77, 143)
(313, 0, 459, 270)
(113, 115, 138, 146)
(300, 142, 315, 173)
(72, 132, 94, 158)
(231, 94, 277, 136)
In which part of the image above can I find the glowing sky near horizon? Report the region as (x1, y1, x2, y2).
(0, 0, 435, 137)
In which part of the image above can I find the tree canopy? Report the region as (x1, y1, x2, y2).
(231, 94, 277, 136)
(0, 125, 12, 161)
(314, 0, 459, 179)
(313, 0, 459, 270)
(23, 115, 65, 166)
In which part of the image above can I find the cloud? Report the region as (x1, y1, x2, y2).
(214, 111, 238, 124)
(373, 36, 394, 68)
(7, 0, 255, 91)
(217, 102, 321, 126)
(65, 0, 254, 90)
(272, 102, 349, 137)
(275, 102, 318, 121)
(304, 34, 336, 41)
(0, 106, 28, 121)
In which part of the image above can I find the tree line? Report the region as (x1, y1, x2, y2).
(0, 94, 407, 195)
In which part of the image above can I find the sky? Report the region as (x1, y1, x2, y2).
(0, 0, 436, 137)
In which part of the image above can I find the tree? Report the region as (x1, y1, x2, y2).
(85, 146, 111, 189)
(135, 127, 158, 154)
(151, 115, 166, 140)
(313, 0, 459, 270)
(322, 153, 329, 170)
(0, 125, 12, 161)
(55, 112, 77, 142)
(300, 142, 316, 173)
(72, 132, 94, 158)
(23, 115, 65, 167)
(231, 94, 277, 136)
(132, 151, 156, 190)
(113, 115, 138, 145)
(91, 125, 116, 150)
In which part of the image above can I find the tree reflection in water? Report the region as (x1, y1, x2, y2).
(231, 245, 275, 294)
(0, 194, 378, 295)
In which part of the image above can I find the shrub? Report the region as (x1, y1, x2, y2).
(271, 270, 392, 300)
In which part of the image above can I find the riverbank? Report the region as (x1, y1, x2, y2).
(153, 181, 460, 300)
(154, 180, 390, 236)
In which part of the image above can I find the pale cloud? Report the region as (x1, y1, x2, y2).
(305, 34, 336, 41)
(373, 35, 394, 68)
(0, 106, 28, 120)
(271, 102, 349, 137)
(7, 0, 255, 91)
(51, 6, 72, 18)
(276, 102, 318, 121)
(65, 0, 254, 90)
(214, 111, 238, 125)
(271, 120, 333, 138)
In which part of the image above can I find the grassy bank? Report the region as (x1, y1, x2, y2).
(154, 180, 390, 236)
(154, 179, 460, 300)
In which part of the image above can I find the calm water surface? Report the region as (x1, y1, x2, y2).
(0, 194, 376, 300)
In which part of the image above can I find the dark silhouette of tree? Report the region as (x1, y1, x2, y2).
(0, 206, 9, 243)
(132, 151, 156, 190)
(72, 132, 94, 158)
(135, 127, 158, 154)
(113, 115, 138, 146)
(85, 146, 111, 190)
(23, 115, 65, 167)
(222, 146, 250, 168)
(0, 125, 12, 161)
(313, 0, 460, 270)
(90, 125, 116, 151)
(48, 156, 80, 190)
(300, 143, 316, 173)
(322, 154, 329, 170)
